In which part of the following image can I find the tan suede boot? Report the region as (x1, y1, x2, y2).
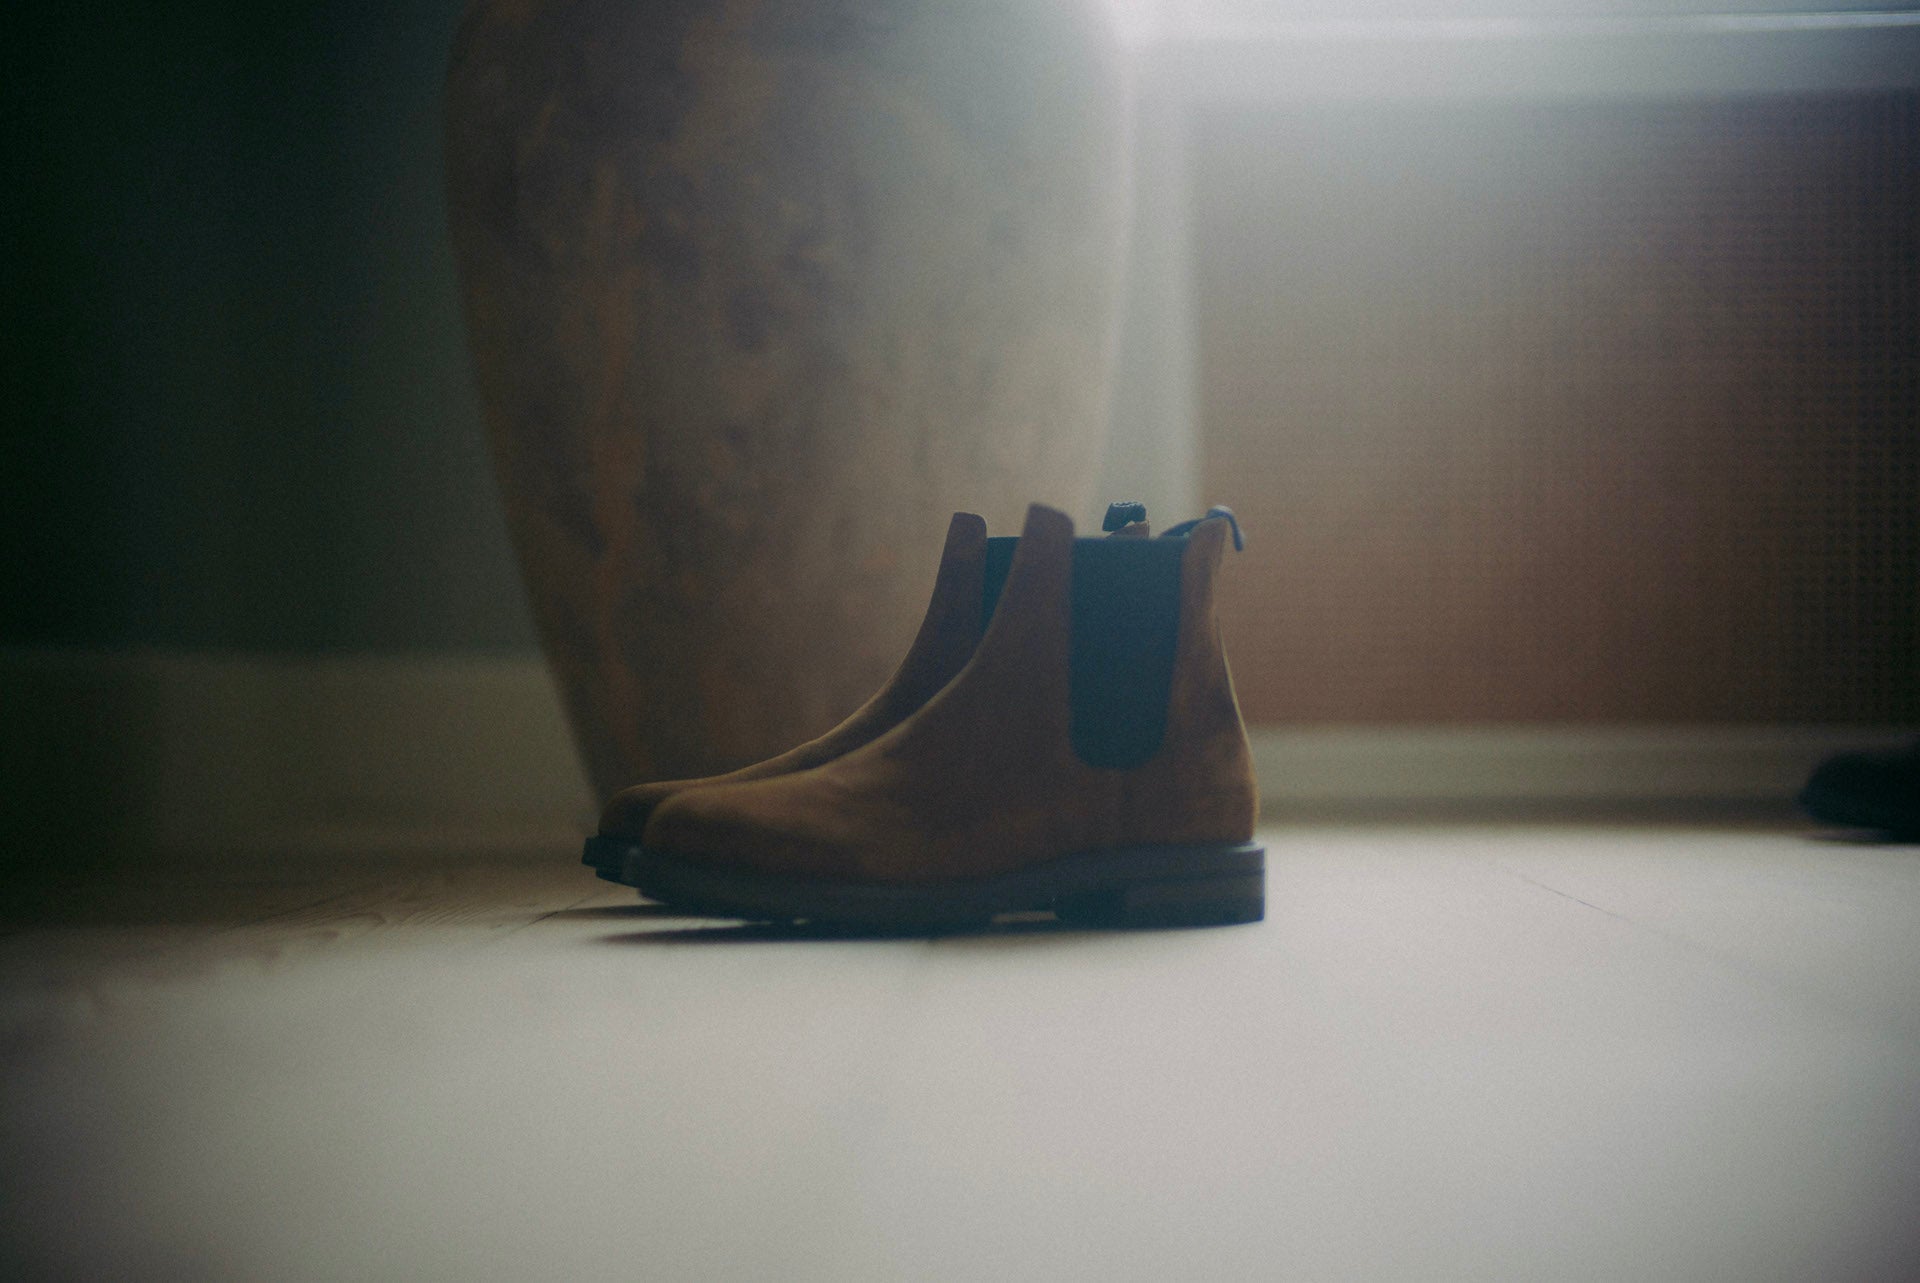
(583, 506, 1153, 882)
(617, 504, 1262, 930)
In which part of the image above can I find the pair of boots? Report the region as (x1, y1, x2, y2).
(582, 502, 1262, 930)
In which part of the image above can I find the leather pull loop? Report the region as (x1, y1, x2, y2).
(1160, 505, 1245, 551)
(1102, 500, 1149, 532)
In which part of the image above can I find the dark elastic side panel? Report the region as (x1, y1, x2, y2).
(1070, 536, 1184, 770)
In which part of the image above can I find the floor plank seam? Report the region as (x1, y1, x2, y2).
(1492, 859, 1920, 1041)
(1498, 866, 1643, 928)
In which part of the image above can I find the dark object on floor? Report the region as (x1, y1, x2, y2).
(1799, 739, 1920, 838)
(605, 504, 1263, 931)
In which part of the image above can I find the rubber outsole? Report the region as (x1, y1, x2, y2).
(581, 835, 1265, 930)
(582, 842, 630, 884)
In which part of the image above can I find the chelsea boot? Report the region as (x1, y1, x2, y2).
(615, 503, 1262, 930)
(583, 505, 1152, 882)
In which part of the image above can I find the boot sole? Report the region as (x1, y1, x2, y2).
(581, 842, 632, 884)
(582, 836, 1264, 930)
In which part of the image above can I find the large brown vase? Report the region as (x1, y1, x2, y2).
(445, 0, 1129, 798)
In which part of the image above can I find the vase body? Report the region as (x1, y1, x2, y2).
(446, 0, 1128, 796)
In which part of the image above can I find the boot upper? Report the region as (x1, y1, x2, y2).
(641, 504, 1257, 882)
(597, 511, 988, 838)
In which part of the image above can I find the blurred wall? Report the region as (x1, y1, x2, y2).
(1195, 92, 1919, 726)
(3, 1, 535, 656)
(2, 2, 569, 868)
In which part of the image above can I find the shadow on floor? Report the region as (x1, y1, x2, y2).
(592, 915, 1220, 945)
(544, 903, 694, 921)
(1806, 829, 1920, 847)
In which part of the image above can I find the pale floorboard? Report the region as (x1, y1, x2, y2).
(2, 822, 1917, 1282)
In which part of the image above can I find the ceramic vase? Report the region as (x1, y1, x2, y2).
(445, 0, 1129, 795)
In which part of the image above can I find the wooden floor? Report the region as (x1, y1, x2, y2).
(3, 821, 1917, 1282)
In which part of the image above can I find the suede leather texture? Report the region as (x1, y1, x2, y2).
(642, 504, 1258, 883)
(598, 512, 988, 838)
(599, 512, 1156, 839)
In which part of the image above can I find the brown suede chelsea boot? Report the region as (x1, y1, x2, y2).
(615, 503, 1263, 930)
(583, 505, 1154, 883)
(583, 511, 988, 881)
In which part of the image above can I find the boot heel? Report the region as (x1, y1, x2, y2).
(1055, 871, 1265, 929)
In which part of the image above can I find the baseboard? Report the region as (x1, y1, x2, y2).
(1249, 725, 1916, 809)
(4, 648, 1910, 859)
(2, 648, 594, 860)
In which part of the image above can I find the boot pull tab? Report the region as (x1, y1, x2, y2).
(1101, 500, 1148, 532)
(1160, 505, 1244, 551)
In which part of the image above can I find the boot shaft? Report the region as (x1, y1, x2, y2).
(880, 502, 1160, 724)
(980, 510, 1253, 788)
(983, 534, 1185, 770)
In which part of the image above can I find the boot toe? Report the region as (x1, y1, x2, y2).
(642, 780, 865, 878)
(644, 786, 786, 866)
(598, 780, 688, 839)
